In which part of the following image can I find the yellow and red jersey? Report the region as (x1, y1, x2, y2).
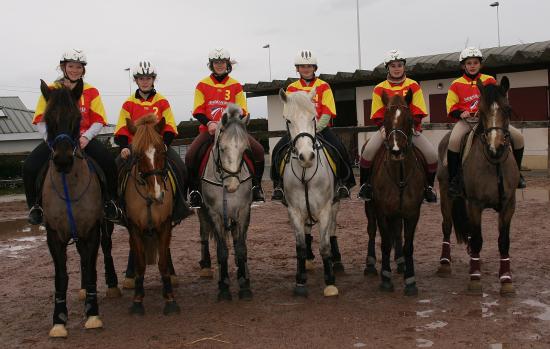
(371, 78, 427, 130)
(192, 75, 247, 133)
(115, 91, 177, 143)
(446, 73, 497, 118)
(286, 78, 336, 121)
(33, 81, 107, 134)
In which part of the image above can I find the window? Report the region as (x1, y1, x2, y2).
(507, 87, 549, 121)
(0, 108, 6, 118)
(428, 93, 451, 123)
(363, 99, 376, 125)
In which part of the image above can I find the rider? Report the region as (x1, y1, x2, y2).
(185, 48, 265, 208)
(358, 49, 438, 203)
(114, 60, 190, 224)
(271, 49, 356, 201)
(446, 47, 526, 196)
(23, 49, 120, 225)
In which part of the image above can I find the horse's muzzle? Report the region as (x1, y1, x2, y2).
(298, 151, 315, 168)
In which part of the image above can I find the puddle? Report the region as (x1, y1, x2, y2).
(416, 321, 448, 332)
(416, 310, 434, 318)
(416, 338, 433, 348)
(0, 219, 41, 240)
(522, 299, 550, 321)
(418, 299, 431, 304)
(482, 300, 498, 318)
(353, 343, 366, 348)
(0, 219, 44, 259)
(516, 188, 549, 202)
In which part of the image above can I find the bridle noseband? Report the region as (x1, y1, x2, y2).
(214, 128, 247, 181)
(383, 105, 413, 155)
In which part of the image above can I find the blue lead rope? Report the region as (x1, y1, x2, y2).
(61, 173, 79, 243)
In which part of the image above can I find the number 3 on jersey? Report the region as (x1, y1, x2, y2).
(224, 89, 231, 101)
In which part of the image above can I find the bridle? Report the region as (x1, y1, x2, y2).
(383, 104, 413, 156)
(213, 127, 248, 182)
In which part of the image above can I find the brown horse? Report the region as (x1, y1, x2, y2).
(38, 80, 104, 337)
(366, 90, 425, 296)
(437, 77, 519, 296)
(123, 114, 180, 315)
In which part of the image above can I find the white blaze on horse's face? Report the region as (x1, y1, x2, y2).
(488, 102, 500, 154)
(145, 145, 163, 200)
(281, 89, 317, 168)
(391, 108, 401, 153)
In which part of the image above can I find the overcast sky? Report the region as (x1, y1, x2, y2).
(1, 0, 549, 125)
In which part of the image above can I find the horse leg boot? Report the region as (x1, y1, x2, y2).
(216, 236, 232, 301)
(403, 217, 419, 296)
(513, 147, 526, 189)
(498, 211, 515, 296)
(294, 245, 308, 297)
(76, 231, 103, 330)
(129, 232, 146, 315)
(379, 223, 395, 292)
(305, 233, 315, 270)
(233, 237, 252, 300)
(320, 235, 338, 297)
(123, 249, 136, 289)
(357, 166, 373, 201)
(199, 220, 213, 278)
(101, 222, 121, 297)
(330, 236, 344, 274)
(47, 230, 69, 337)
(167, 248, 178, 287)
(158, 230, 180, 315)
(447, 150, 462, 197)
(424, 171, 438, 203)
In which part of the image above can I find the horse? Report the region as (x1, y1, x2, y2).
(437, 76, 519, 296)
(38, 80, 104, 337)
(197, 104, 254, 301)
(123, 114, 181, 315)
(278, 88, 340, 298)
(367, 90, 425, 296)
(360, 142, 405, 276)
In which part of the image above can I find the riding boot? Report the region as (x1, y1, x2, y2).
(172, 190, 192, 224)
(357, 166, 373, 201)
(28, 205, 43, 225)
(252, 160, 265, 202)
(336, 182, 350, 199)
(424, 171, 438, 203)
(187, 169, 203, 209)
(103, 198, 121, 222)
(513, 147, 526, 189)
(447, 150, 462, 197)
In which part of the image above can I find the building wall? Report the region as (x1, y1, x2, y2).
(0, 139, 41, 155)
(267, 94, 285, 165)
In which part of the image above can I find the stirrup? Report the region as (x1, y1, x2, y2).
(424, 186, 438, 203)
(271, 187, 284, 201)
(104, 200, 121, 222)
(357, 184, 373, 202)
(188, 190, 203, 209)
(252, 185, 265, 202)
(28, 205, 43, 225)
(517, 174, 526, 189)
(336, 185, 350, 199)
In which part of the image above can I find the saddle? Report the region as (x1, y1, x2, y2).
(274, 138, 339, 178)
(442, 122, 481, 167)
(117, 157, 177, 200)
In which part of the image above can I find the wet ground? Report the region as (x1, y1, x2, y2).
(1, 173, 550, 348)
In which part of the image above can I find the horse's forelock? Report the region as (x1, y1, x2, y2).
(44, 87, 81, 137)
(132, 114, 163, 154)
(285, 91, 316, 116)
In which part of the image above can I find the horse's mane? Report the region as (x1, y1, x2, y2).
(284, 91, 317, 115)
(132, 114, 163, 154)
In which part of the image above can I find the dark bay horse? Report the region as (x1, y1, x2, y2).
(366, 90, 425, 296)
(437, 77, 519, 296)
(38, 80, 104, 337)
(123, 115, 181, 315)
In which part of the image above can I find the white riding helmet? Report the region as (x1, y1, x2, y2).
(459, 47, 483, 63)
(384, 49, 406, 67)
(132, 60, 157, 78)
(294, 50, 318, 66)
(208, 48, 231, 62)
(60, 49, 87, 66)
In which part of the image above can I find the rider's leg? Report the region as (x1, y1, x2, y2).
(509, 126, 526, 188)
(447, 119, 471, 197)
(23, 142, 50, 225)
(358, 130, 384, 201)
(271, 134, 290, 201)
(319, 128, 356, 198)
(247, 135, 265, 202)
(184, 132, 211, 208)
(412, 131, 438, 203)
(84, 139, 120, 221)
(166, 146, 192, 223)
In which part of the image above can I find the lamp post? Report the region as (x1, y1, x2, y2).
(490, 2, 501, 47)
(262, 44, 272, 81)
(124, 68, 132, 95)
(356, 0, 362, 69)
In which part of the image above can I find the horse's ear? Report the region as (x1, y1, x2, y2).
(221, 111, 229, 127)
(126, 118, 137, 135)
(40, 80, 50, 101)
(476, 79, 485, 96)
(279, 88, 287, 103)
(241, 113, 250, 126)
(500, 76, 510, 94)
(308, 87, 317, 102)
(155, 117, 166, 134)
(72, 79, 84, 101)
(381, 90, 389, 106)
(405, 88, 413, 106)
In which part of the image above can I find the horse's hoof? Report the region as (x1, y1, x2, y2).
(217, 289, 232, 302)
(379, 281, 394, 292)
(293, 285, 308, 298)
(238, 288, 253, 301)
(323, 285, 339, 297)
(404, 284, 419, 297)
(436, 263, 452, 277)
(467, 280, 482, 294)
(106, 287, 122, 298)
(129, 302, 145, 315)
(199, 268, 213, 279)
(332, 262, 345, 274)
(364, 265, 378, 276)
(397, 263, 405, 274)
(78, 289, 86, 301)
(84, 316, 103, 329)
(500, 283, 516, 297)
(49, 324, 68, 338)
(122, 277, 135, 289)
(163, 300, 181, 315)
(305, 259, 315, 271)
(170, 275, 179, 287)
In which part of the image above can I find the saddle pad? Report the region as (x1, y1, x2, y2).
(119, 162, 177, 198)
(278, 143, 337, 176)
(462, 123, 479, 165)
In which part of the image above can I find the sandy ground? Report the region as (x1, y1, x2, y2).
(0, 174, 549, 349)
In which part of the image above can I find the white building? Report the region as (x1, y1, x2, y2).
(245, 41, 550, 170)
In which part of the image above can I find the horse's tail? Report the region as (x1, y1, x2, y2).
(451, 197, 469, 244)
(144, 234, 158, 265)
